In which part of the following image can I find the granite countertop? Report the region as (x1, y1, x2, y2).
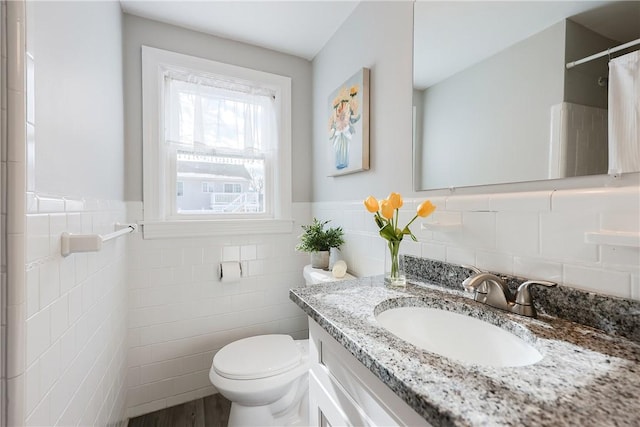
(289, 276, 640, 427)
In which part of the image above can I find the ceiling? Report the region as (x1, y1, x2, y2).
(120, 1, 639, 88)
(120, 0, 360, 60)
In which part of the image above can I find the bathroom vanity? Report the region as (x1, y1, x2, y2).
(289, 271, 640, 426)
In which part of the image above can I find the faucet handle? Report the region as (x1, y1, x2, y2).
(461, 264, 483, 274)
(513, 280, 557, 317)
(515, 280, 557, 305)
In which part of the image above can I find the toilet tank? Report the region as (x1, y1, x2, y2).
(304, 264, 355, 285)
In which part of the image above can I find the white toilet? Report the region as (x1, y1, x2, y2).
(209, 334, 310, 426)
(209, 264, 354, 426)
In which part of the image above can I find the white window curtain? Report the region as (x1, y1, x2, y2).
(164, 72, 277, 156)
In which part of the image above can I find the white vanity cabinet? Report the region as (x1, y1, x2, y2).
(307, 320, 432, 427)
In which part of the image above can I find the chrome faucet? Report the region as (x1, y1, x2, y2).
(461, 269, 557, 318)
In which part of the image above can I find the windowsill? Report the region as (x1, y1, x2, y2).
(141, 218, 294, 239)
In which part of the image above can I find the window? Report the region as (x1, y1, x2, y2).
(142, 46, 293, 238)
(202, 182, 215, 193)
(224, 183, 242, 193)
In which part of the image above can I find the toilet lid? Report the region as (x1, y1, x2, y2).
(213, 335, 302, 380)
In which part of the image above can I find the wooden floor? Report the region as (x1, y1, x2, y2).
(128, 394, 231, 427)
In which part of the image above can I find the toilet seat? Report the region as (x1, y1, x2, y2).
(213, 334, 302, 380)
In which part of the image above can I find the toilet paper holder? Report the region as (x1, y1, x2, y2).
(219, 261, 242, 282)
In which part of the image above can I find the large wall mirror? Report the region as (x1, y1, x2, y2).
(413, 1, 640, 191)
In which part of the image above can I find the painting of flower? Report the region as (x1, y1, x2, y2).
(328, 68, 369, 176)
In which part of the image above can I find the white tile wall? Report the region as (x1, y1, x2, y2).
(312, 186, 640, 299)
(24, 196, 128, 427)
(125, 201, 311, 418)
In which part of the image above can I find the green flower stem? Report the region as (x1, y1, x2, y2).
(388, 240, 401, 280)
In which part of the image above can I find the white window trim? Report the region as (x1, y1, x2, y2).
(141, 46, 293, 239)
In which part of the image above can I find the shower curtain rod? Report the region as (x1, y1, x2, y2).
(566, 38, 640, 69)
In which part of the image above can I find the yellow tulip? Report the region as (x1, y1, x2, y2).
(417, 200, 436, 217)
(380, 199, 394, 220)
(387, 192, 403, 209)
(364, 196, 379, 213)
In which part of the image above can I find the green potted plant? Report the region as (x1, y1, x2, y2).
(296, 218, 345, 269)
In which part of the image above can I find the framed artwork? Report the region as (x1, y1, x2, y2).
(327, 68, 370, 176)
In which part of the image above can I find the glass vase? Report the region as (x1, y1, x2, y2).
(384, 240, 406, 287)
(333, 134, 349, 170)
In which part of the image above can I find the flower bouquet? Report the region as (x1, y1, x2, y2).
(364, 193, 436, 286)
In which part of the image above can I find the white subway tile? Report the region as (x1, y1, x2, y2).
(513, 257, 563, 282)
(26, 191, 38, 214)
(552, 187, 640, 213)
(399, 240, 421, 257)
(64, 198, 85, 212)
(126, 398, 167, 420)
(495, 212, 539, 256)
(420, 242, 446, 262)
(59, 326, 77, 373)
(26, 306, 50, 367)
(140, 359, 181, 384)
(128, 346, 152, 368)
(39, 339, 61, 395)
(37, 196, 65, 213)
(25, 393, 50, 427)
(49, 213, 67, 254)
(540, 212, 598, 263)
(127, 378, 174, 408)
(193, 264, 216, 283)
(25, 361, 40, 416)
(631, 275, 639, 301)
(489, 191, 551, 212)
(128, 366, 141, 388)
(601, 246, 640, 272)
(50, 294, 69, 342)
(38, 260, 60, 309)
(25, 214, 48, 262)
(180, 352, 214, 375)
(160, 247, 183, 267)
(172, 370, 211, 396)
(241, 245, 257, 260)
(147, 267, 175, 288)
(445, 246, 475, 267)
(8, 233, 25, 305)
(68, 285, 82, 324)
(457, 212, 496, 250)
(26, 267, 39, 318)
(600, 212, 640, 232)
(563, 265, 631, 298)
(165, 386, 215, 410)
(476, 251, 513, 275)
(59, 255, 75, 295)
(222, 245, 240, 261)
(75, 253, 88, 284)
(445, 194, 491, 212)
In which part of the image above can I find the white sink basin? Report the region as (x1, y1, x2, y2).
(375, 306, 542, 367)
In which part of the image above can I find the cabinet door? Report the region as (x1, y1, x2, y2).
(308, 319, 432, 427)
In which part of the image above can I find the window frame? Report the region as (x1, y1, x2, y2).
(141, 46, 293, 239)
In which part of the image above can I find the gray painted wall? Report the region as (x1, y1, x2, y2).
(312, 1, 414, 201)
(122, 14, 313, 203)
(33, 1, 124, 200)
